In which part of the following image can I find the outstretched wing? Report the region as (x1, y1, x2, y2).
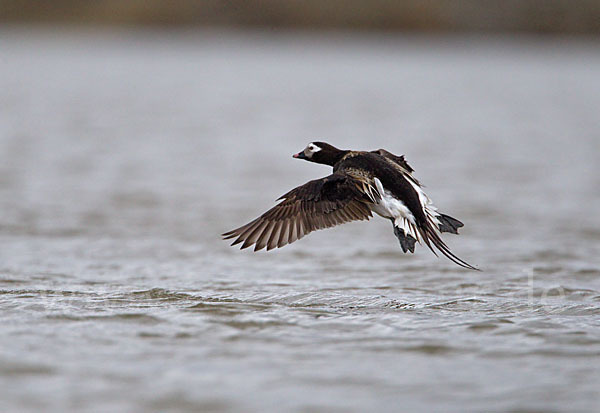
(222, 173, 376, 251)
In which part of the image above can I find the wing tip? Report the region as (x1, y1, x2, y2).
(221, 231, 236, 239)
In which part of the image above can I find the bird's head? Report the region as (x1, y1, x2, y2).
(293, 142, 346, 166)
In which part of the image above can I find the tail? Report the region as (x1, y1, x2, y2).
(391, 216, 479, 270)
(437, 213, 464, 234)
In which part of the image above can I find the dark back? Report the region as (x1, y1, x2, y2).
(334, 152, 426, 225)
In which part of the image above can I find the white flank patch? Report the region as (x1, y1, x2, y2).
(371, 178, 420, 240)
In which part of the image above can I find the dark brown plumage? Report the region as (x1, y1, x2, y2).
(222, 173, 376, 251)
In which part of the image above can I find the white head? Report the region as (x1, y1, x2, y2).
(303, 142, 322, 158)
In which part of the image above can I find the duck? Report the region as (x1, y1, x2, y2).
(222, 142, 478, 270)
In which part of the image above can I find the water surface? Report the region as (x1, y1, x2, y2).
(1, 28, 600, 412)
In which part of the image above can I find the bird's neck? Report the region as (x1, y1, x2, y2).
(322, 150, 350, 166)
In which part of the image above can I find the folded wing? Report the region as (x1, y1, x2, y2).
(371, 148, 415, 174)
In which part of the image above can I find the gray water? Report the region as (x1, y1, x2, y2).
(1, 28, 600, 412)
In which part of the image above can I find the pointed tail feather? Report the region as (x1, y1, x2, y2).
(419, 220, 479, 271)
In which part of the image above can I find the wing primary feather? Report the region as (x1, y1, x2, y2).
(223, 173, 374, 252)
(297, 218, 305, 240)
(235, 219, 263, 242)
(267, 221, 283, 251)
(222, 224, 248, 240)
(238, 220, 268, 249)
(254, 221, 276, 251)
(278, 219, 290, 247)
(288, 218, 298, 244)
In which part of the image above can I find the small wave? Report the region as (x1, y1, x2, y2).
(0, 289, 94, 297)
(128, 288, 193, 301)
(47, 313, 163, 324)
(403, 343, 461, 355)
(0, 361, 55, 377)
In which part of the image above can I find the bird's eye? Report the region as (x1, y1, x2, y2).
(308, 145, 315, 151)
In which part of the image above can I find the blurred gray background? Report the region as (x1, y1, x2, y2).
(3, 0, 600, 33)
(1, 2, 600, 413)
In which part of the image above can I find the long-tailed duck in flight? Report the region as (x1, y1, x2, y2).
(223, 142, 478, 270)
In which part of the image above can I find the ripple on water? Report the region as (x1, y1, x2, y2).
(187, 301, 263, 317)
(0, 361, 56, 377)
(467, 318, 514, 332)
(126, 288, 193, 301)
(1, 30, 600, 413)
(46, 313, 163, 324)
(574, 267, 600, 279)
